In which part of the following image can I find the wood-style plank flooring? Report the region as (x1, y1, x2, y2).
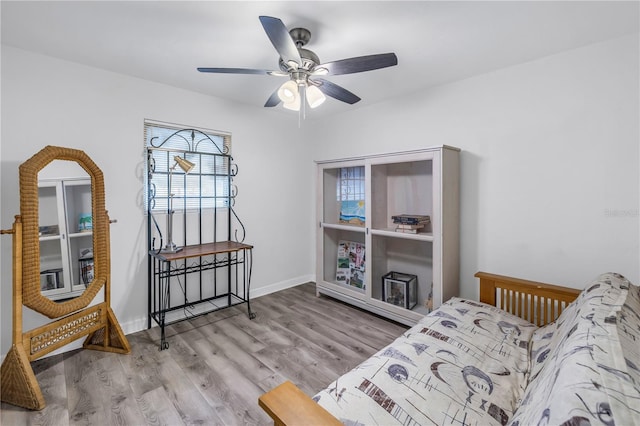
(1, 283, 407, 425)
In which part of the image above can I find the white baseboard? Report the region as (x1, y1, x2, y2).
(251, 274, 315, 298)
(120, 274, 314, 335)
(0, 276, 315, 362)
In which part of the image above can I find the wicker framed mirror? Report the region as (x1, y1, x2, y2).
(0, 146, 130, 411)
(21, 146, 106, 317)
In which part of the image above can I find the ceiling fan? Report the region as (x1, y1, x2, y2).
(197, 16, 398, 111)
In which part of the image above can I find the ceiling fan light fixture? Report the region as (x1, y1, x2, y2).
(306, 85, 326, 109)
(277, 80, 299, 103)
(283, 96, 301, 111)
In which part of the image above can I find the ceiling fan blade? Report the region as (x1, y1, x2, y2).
(264, 88, 281, 107)
(314, 79, 361, 104)
(197, 67, 276, 75)
(315, 53, 398, 76)
(259, 16, 301, 66)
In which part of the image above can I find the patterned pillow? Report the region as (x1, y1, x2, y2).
(510, 273, 640, 425)
(605, 278, 640, 421)
(527, 300, 577, 383)
(314, 298, 537, 426)
(527, 277, 622, 383)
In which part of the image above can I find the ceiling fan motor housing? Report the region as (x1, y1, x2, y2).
(279, 48, 319, 71)
(278, 27, 319, 76)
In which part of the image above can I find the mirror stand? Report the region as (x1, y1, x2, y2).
(0, 146, 130, 411)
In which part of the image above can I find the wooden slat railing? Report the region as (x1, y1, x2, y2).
(476, 271, 580, 326)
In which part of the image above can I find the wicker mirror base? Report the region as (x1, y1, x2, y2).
(0, 304, 130, 410)
(0, 343, 45, 410)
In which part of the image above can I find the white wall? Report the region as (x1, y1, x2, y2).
(308, 34, 640, 298)
(0, 46, 315, 357)
(2, 33, 638, 358)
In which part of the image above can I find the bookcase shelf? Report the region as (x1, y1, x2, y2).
(316, 146, 460, 326)
(370, 228, 434, 241)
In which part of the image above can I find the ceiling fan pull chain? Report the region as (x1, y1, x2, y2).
(301, 84, 307, 121)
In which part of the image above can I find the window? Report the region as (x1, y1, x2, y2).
(144, 121, 232, 213)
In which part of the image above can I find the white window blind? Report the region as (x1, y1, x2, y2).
(144, 121, 232, 213)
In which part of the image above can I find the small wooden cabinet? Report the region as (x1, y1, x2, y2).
(38, 178, 93, 300)
(316, 146, 460, 325)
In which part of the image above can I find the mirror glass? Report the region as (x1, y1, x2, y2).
(38, 161, 93, 301)
(20, 146, 107, 318)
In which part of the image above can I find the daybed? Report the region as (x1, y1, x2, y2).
(259, 271, 640, 425)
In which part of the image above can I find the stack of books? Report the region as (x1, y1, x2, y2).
(392, 214, 430, 234)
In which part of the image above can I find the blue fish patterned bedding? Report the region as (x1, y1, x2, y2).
(313, 273, 640, 425)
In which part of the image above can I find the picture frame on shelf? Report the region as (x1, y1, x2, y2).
(78, 213, 92, 232)
(382, 271, 417, 309)
(339, 200, 365, 226)
(40, 268, 63, 291)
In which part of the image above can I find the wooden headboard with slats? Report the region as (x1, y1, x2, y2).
(475, 271, 581, 326)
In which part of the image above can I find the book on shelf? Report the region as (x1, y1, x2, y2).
(38, 224, 59, 236)
(395, 227, 422, 234)
(395, 223, 425, 230)
(391, 214, 430, 225)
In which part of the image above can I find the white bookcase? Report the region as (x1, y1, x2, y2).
(315, 146, 460, 325)
(38, 178, 93, 300)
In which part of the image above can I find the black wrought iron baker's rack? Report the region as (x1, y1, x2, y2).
(145, 128, 254, 350)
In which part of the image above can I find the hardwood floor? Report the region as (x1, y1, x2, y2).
(1, 283, 408, 425)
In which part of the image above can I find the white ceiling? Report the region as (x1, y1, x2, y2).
(2, 1, 639, 118)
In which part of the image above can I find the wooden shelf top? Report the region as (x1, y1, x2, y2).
(150, 241, 253, 262)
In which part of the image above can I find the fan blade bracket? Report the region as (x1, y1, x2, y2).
(311, 67, 329, 76)
(267, 71, 290, 77)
